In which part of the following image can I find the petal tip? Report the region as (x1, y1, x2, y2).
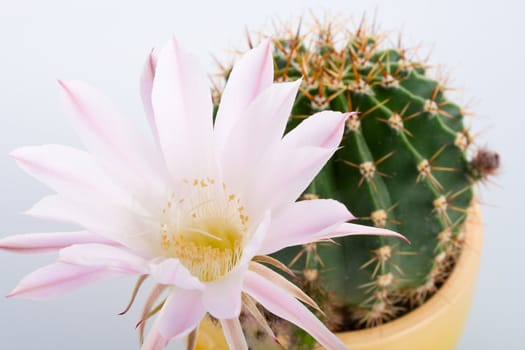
(57, 80, 75, 99)
(345, 208, 357, 222)
(56, 79, 67, 90)
(57, 79, 79, 95)
(346, 213, 357, 222)
(387, 230, 410, 244)
(341, 111, 353, 120)
(8, 146, 35, 163)
(8, 149, 21, 160)
(0, 240, 11, 252)
(256, 37, 273, 62)
(5, 289, 18, 298)
(261, 37, 272, 48)
(170, 35, 182, 52)
(148, 49, 157, 67)
(291, 77, 303, 87)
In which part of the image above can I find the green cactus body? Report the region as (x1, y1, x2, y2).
(214, 18, 483, 347)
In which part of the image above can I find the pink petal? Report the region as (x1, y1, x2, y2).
(11, 146, 162, 251)
(7, 262, 114, 300)
(202, 267, 245, 319)
(324, 222, 409, 243)
(221, 80, 301, 189)
(247, 145, 334, 213)
(220, 318, 248, 350)
(57, 80, 166, 201)
(214, 39, 273, 151)
(151, 37, 213, 179)
(258, 199, 354, 255)
(142, 318, 170, 350)
(140, 49, 160, 145)
(10, 144, 132, 208)
(138, 284, 169, 344)
(25, 195, 112, 228)
(58, 244, 149, 274)
(156, 288, 206, 339)
(243, 270, 347, 350)
(149, 258, 204, 290)
(0, 231, 118, 254)
(26, 195, 161, 257)
(249, 262, 320, 312)
(247, 112, 348, 210)
(282, 111, 351, 149)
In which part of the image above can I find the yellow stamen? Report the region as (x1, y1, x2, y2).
(159, 178, 248, 282)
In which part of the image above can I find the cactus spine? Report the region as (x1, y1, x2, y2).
(213, 16, 495, 348)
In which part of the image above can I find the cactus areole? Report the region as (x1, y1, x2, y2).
(213, 17, 493, 348)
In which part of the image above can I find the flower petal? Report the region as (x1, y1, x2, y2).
(243, 270, 347, 350)
(282, 111, 351, 149)
(0, 231, 118, 254)
(221, 80, 301, 189)
(140, 49, 160, 145)
(58, 79, 142, 163)
(214, 39, 273, 151)
(323, 222, 409, 242)
(247, 111, 348, 211)
(156, 288, 206, 339)
(7, 262, 114, 300)
(26, 195, 161, 257)
(142, 318, 170, 350)
(152, 37, 213, 179)
(220, 318, 248, 350)
(10, 144, 133, 208)
(247, 145, 334, 214)
(202, 267, 245, 319)
(149, 258, 205, 290)
(138, 284, 169, 344)
(57, 79, 166, 201)
(258, 199, 354, 255)
(58, 243, 148, 274)
(249, 262, 320, 312)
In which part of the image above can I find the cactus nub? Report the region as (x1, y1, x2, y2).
(213, 15, 498, 349)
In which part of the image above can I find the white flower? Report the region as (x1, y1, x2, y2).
(1, 37, 404, 350)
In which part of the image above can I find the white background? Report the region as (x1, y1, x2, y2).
(0, 0, 523, 349)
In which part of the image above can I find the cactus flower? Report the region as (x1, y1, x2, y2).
(1, 37, 404, 350)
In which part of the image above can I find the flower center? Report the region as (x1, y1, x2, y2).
(160, 178, 248, 282)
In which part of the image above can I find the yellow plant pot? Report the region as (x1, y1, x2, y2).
(195, 316, 230, 350)
(195, 205, 483, 350)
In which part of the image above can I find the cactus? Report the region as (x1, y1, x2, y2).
(212, 16, 494, 348)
